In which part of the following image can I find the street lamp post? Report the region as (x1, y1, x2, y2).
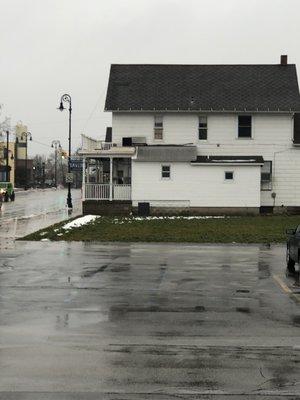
(51, 140, 62, 188)
(58, 94, 72, 209)
(20, 132, 32, 190)
(5, 130, 9, 182)
(42, 162, 45, 189)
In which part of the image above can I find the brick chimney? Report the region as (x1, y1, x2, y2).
(280, 55, 288, 65)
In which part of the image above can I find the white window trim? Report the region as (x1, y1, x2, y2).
(224, 171, 234, 182)
(154, 115, 164, 141)
(161, 164, 171, 180)
(198, 115, 208, 142)
(236, 115, 254, 140)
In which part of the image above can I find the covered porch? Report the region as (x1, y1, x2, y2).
(83, 157, 132, 201)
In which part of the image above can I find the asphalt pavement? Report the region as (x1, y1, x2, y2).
(0, 238, 300, 398)
(0, 189, 300, 398)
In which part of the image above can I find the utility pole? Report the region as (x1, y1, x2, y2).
(42, 162, 45, 189)
(6, 130, 9, 182)
(19, 132, 32, 190)
(51, 140, 61, 188)
(58, 94, 73, 209)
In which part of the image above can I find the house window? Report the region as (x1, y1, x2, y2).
(199, 116, 207, 140)
(225, 171, 234, 180)
(154, 115, 163, 140)
(261, 161, 272, 190)
(238, 115, 252, 138)
(161, 165, 171, 179)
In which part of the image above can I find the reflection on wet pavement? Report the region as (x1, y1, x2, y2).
(0, 189, 81, 248)
(0, 241, 299, 397)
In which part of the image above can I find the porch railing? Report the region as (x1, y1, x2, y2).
(94, 142, 116, 151)
(113, 184, 131, 200)
(81, 134, 119, 152)
(85, 183, 131, 200)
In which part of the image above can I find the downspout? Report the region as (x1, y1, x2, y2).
(82, 157, 86, 201)
(273, 147, 290, 207)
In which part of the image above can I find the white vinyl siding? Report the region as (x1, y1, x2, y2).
(113, 112, 299, 207)
(132, 162, 260, 208)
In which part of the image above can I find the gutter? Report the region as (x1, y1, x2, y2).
(190, 162, 264, 166)
(105, 109, 297, 115)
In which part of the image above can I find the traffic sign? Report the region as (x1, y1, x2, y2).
(65, 173, 74, 183)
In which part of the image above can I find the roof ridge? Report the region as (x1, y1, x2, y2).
(110, 63, 296, 67)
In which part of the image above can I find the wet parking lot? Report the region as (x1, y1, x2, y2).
(0, 239, 300, 399)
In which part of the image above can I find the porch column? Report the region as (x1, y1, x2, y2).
(86, 158, 90, 183)
(109, 157, 113, 201)
(82, 157, 86, 201)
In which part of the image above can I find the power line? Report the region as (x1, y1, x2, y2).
(81, 87, 107, 132)
(31, 139, 52, 148)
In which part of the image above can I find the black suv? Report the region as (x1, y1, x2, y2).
(286, 226, 300, 274)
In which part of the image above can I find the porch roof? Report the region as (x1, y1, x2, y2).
(79, 147, 135, 157)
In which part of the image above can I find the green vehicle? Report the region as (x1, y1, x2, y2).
(0, 182, 15, 203)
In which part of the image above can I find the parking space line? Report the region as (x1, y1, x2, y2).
(273, 274, 292, 294)
(273, 274, 300, 303)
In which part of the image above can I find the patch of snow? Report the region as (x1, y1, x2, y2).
(57, 233, 64, 236)
(39, 231, 48, 236)
(62, 215, 100, 230)
(112, 215, 225, 223)
(40, 238, 49, 242)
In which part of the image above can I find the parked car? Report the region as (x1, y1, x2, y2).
(286, 226, 300, 274)
(0, 182, 15, 202)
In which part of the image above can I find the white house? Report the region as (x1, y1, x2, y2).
(80, 55, 300, 215)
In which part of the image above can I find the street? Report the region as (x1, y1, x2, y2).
(0, 189, 81, 247)
(0, 225, 300, 398)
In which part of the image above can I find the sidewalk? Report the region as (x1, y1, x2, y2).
(15, 187, 60, 195)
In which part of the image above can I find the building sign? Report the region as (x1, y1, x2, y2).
(70, 159, 83, 171)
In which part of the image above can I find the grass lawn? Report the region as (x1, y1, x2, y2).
(20, 215, 300, 243)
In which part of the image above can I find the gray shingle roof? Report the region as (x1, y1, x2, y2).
(105, 64, 300, 112)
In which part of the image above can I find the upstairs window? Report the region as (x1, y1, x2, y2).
(161, 165, 171, 179)
(199, 116, 207, 140)
(154, 115, 163, 140)
(238, 115, 252, 138)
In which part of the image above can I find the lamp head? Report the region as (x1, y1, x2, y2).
(58, 101, 65, 112)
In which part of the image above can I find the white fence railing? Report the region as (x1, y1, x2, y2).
(85, 183, 131, 200)
(81, 135, 119, 151)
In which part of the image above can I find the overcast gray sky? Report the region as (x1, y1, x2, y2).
(0, 0, 299, 156)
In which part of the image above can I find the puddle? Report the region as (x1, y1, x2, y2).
(81, 264, 108, 277)
(292, 315, 300, 326)
(195, 305, 206, 312)
(236, 289, 250, 293)
(236, 306, 250, 313)
(258, 260, 271, 279)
